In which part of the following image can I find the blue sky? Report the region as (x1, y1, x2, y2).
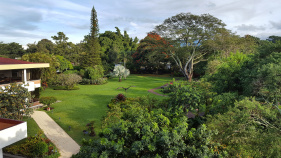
(1, 0, 281, 48)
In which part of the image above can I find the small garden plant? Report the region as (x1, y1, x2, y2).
(40, 96, 57, 111)
(83, 121, 96, 137)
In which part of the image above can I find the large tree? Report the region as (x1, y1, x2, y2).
(51, 32, 71, 57)
(81, 6, 102, 68)
(22, 52, 59, 82)
(133, 33, 172, 74)
(203, 28, 258, 58)
(154, 13, 225, 81)
(0, 42, 25, 58)
(99, 27, 138, 72)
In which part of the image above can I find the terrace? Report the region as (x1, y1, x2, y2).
(0, 57, 49, 92)
(0, 70, 41, 91)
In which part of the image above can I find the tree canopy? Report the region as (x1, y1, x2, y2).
(133, 33, 172, 74)
(154, 12, 226, 81)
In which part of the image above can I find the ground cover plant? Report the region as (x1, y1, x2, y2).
(40, 74, 174, 144)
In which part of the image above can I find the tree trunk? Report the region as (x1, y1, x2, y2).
(188, 73, 193, 82)
(119, 77, 122, 82)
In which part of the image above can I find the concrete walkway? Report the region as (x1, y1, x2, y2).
(31, 111, 80, 158)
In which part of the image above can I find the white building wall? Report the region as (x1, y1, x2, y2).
(0, 122, 27, 148)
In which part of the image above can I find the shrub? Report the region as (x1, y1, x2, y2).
(31, 141, 48, 157)
(115, 93, 126, 102)
(84, 121, 96, 137)
(53, 86, 80, 90)
(208, 92, 239, 115)
(40, 96, 57, 107)
(85, 65, 104, 80)
(0, 83, 32, 120)
(78, 69, 85, 77)
(207, 98, 281, 157)
(50, 74, 82, 90)
(80, 78, 107, 85)
(63, 70, 78, 75)
(4, 130, 60, 157)
(73, 96, 227, 158)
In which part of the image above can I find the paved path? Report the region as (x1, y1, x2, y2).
(147, 83, 169, 97)
(31, 111, 80, 158)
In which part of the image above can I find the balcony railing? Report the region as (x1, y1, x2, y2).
(0, 79, 41, 92)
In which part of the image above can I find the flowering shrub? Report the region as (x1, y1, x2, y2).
(115, 93, 126, 102)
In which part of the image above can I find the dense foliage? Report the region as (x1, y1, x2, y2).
(56, 55, 73, 72)
(73, 97, 226, 158)
(99, 27, 138, 73)
(22, 52, 60, 82)
(50, 73, 82, 90)
(132, 33, 172, 74)
(207, 98, 281, 157)
(39, 96, 57, 108)
(4, 130, 60, 157)
(0, 83, 32, 120)
(84, 65, 104, 80)
(154, 12, 226, 81)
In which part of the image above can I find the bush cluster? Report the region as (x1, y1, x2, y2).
(4, 130, 60, 157)
(73, 96, 226, 158)
(49, 73, 82, 90)
(39, 96, 57, 107)
(80, 78, 108, 85)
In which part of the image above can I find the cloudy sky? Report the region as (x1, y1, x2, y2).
(1, 0, 281, 48)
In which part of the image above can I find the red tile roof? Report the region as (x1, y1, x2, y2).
(0, 57, 38, 65)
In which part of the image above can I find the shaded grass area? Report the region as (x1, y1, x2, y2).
(25, 117, 42, 137)
(41, 74, 174, 145)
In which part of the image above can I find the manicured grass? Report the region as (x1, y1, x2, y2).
(41, 74, 174, 144)
(25, 117, 42, 137)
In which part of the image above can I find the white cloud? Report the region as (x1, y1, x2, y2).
(130, 22, 138, 27)
(1, 0, 281, 45)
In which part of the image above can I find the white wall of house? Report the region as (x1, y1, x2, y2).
(0, 122, 27, 158)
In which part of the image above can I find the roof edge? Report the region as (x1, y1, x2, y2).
(0, 63, 50, 70)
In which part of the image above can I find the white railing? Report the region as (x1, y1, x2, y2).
(0, 79, 41, 92)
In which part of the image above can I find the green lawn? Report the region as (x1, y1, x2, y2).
(41, 74, 173, 144)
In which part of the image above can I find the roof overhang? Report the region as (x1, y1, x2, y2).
(0, 118, 27, 148)
(0, 63, 50, 70)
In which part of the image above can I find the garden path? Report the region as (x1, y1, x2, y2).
(31, 111, 80, 158)
(147, 83, 169, 97)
